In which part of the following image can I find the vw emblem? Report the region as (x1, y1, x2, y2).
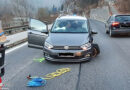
(64, 46, 69, 50)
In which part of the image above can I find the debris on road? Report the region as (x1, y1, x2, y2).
(27, 68, 71, 80)
(27, 68, 71, 87)
(27, 78, 47, 87)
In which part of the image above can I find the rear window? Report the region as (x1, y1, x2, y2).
(115, 15, 130, 22)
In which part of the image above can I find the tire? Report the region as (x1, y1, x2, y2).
(105, 25, 109, 34)
(43, 51, 48, 61)
(109, 29, 114, 37)
(106, 30, 109, 34)
(92, 44, 100, 57)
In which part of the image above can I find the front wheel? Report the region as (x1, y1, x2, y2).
(43, 51, 48, 61)
(92, 44, 100, 57)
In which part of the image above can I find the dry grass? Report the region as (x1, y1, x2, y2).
(114, 0, 130, 14)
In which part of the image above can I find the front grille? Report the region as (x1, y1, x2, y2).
(53, 46, 82, 50)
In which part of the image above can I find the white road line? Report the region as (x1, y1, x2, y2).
(5, 42, 28, 54)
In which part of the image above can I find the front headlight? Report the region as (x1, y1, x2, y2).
(45, 42, 53, 49)
(81, 43, 91, 50)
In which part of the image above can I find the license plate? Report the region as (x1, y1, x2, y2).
(59, 53, 75, 57)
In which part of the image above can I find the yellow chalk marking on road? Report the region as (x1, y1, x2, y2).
(44, 68, 71, 80)
(28, 68, 71, 80)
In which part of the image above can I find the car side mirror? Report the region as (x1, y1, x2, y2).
(44, 21, 49, 25)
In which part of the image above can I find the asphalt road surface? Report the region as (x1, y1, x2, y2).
(2, 20, 130, 90)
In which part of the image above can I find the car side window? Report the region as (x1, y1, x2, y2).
(30, 19, 47, 32)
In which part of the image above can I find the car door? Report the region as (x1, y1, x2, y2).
(28, 19, 48, 49)
(106, 16, 112, 31)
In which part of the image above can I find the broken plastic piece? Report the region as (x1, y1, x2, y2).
(27, 78, 47, 87)
(27, 74, 31, 79)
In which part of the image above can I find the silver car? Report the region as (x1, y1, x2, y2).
(28, 15, 99, 62)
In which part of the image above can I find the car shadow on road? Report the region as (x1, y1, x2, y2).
(44, 56, 101, 65)
(44, 60, 82, 65)
(112, 35, 130, 38)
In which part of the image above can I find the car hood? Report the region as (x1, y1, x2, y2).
(46, 33, 90, 46)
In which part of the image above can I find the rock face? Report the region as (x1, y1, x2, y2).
(90, 6, 110, 22)
(114, 0, 130, 13)
(90, 0, 130, 23)
(89, 0, 119, 22)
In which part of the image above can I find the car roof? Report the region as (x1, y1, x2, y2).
(112, 14, 130, 17)
(57, 15, 87, 20)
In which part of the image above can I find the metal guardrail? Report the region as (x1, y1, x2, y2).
(3, 25, 28, 35)
(6, 38, 27, 49)
(3, 25, 28, 30)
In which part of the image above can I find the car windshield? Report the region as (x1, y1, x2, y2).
(116, 15, 130, 22)
(51, 19, 88, 33)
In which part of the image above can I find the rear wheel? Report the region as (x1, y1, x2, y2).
(109, 29, 114, 37)
(106, 30, 109, 34)
(106, 28, 109, 34)
(105, 25, 109, 34)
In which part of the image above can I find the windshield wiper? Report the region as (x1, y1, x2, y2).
(51, 32, 88, 33)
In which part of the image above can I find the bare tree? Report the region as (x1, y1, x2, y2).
(11, 0, 34, 25)
(0, 2, 14, 28)
(36, 8, 50, 21)
(64, 0, 104, 17)
(115, 0, 130, 13)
